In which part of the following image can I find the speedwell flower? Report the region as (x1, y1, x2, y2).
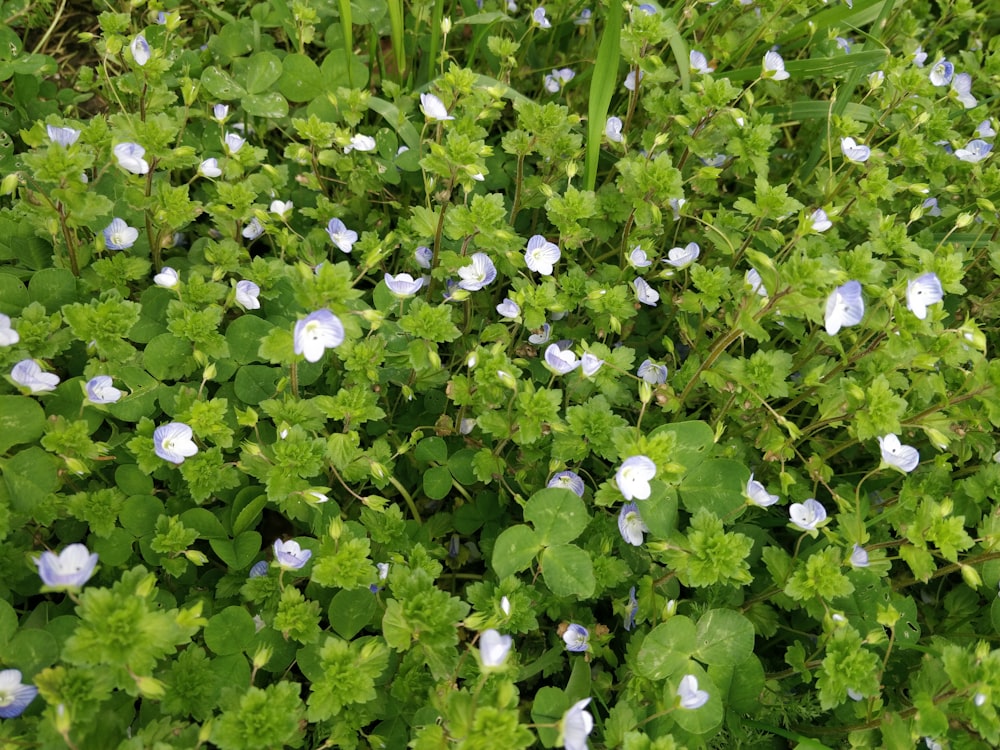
(345, 134, 376, 153)
(0, 314, 19, 346)
(912, 46, 928, 67)
(224, 132, 245, 154)
(532, 6, 551, 28)
(153, 266, 179, 288)
(199, 157, 222, 178)
(955, 139, 992, 163)
(624, 586, 638, 631)
(762, 50, 789, 80)
(496, 298, 520, 319)
(824, 280, 864, 335)
(637, 359, 667, 384)
(528, 323, 551, 345)
(677, 675, 709, 709)
(810, 208, 832, 232)
(690, 50, 714, 74)
(745, 473, 779, 507)
(921, 197, 942, 217)
(560, 698, 594, 750)
(113, 142, 150, 174)
(269, 200, 293, 218)
(789, 498, 827, 531)
(548, 471, 585, 497)
(850, 544, 869, 568)
(878, 434, 919, 473)
(525, 235, 561, 275)
(746, 268, 768, 297)
(385, 272, 425, 297)
(102, 218, 138, 250)
(906, 273, 943, 319)
(951, 73, 977, 109)
(86, 375, 122, 404)
(616, 456, 656, 500)
(0, 670, 38, 718)
(154, 421, 198, 464)
(665, 242, 700, 268)
(605, 116, 624, 143)
(976, 120, 997, 138)
(415, 246, 433, 269)
(929, 58, 954, 86)
(457, 253, 497, 291)
(419, 93, 454, 121)
(294, 309, 345, 362)
(242, 217, 264, 241)
(479, 629, 513, 668)
(629, 246, 652, 268)
(581, 352, 603, 377)
(35, 544, 98, 590)
(235, 280, 261, 310)
(273, 539, 312, 570)
(47, 125, 80, 147)
(618, 502, 648, 546)
(326, 218, 358, 253)
(840, 137, 871, 163)
(632, 278, 659, 306)
(544, 68, 575, 93)
(212, 103, 229, 122)
(624, 69, 643, 90)
(130, 34, 151, 66)
(563, 623, 589, 652)
(11, 360, 59, 392)
(544, 343, 580, 375)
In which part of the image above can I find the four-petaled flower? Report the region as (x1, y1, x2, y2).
(532, 6, 551, 28)
(242, 217, 264, 240)
(616, 455, 656, 500)
(929, 58, 953, 86)
(86, 375, 122, 404)
(496, 297, 521, 319)
(624, 70, 644, 90)
(746, 268, 768, 297)
(618, 502, 649, 546)
(270, 200, 293, 218)
(745, 473, 779, 507)
(385, 272, 425, 297)
(528, 323, 551, 345)
(102, 217, 139, 250)
(420, 93, 454, 121)
(810, 208, 832, 232)
(840, 137, 871, 163)
(130, 34, 151, 66)
(762, 50, 790, 80)
(690, 50, 714, 74)
(560, 698, 594, 750)
(345, 134, 376, 153)
(235, 280, 261, 310)
(0, 670, 38, 718)
(906, 273, 943, 319)
(666, 241, 700, 268)
(912, 46, 928, 67)
(154, 421, 199, 464)
(11, 360, 59, 393)
(677, 674, 709, 709)
(213, 103, 229, 122)
(457, 253, 497, 291)
(952, 73, 977, 109)
(632, 278, 659, 306)
(562, 623, 589, 652)
(525, 235, 561, 275)
(637, 359, 667, 384)
(415, 246, 433, 269)
(824, 280, 864, 335)
(548, 470, 585, 497)
(544, 343, 580, 375)
(605, 116, 624, 143)
(976, 120, 996, 138)
(878, 433, 919, 473)
(0, 314, 19, 346)
(154, 266, 179, 288)
(326, 218, 358, 253)
(224, 132, 245, 154)
(114, 142, 150, 174)
(629, 246, 652, 268)
(294, 309, 345, 363)
(850, 544, 869, 568)
(35, 543, 98, 590)
(955, 139, 992, 163)
(479, 628, 513, 668)
(47, 125, 80, 147)
(789, 498, 827, 531)
(544, 68, 575, 93)
(199, 157, 222, 178)
(273, 539, 312, 570)
(581, 352, 604, 377)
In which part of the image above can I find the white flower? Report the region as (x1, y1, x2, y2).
(616, 456, 656, 500)
(154, 421, 199, 464)
(868, 70, 884, 88)
(235, 280, 261, 310)
(532, 6, 551, 28)
(789, 498, 827, 531)
(345, 134, 377, 153)
(745, 473, 778, 507)
(113, 142, 149, 174)
(906, 273, 943, 319)
(665, 242, 700, 268)
(130, 35, 151, 66)
(46, 125, 80, 147)
(762, 50, 789, 80)
(624, 70, 644, 90)
(384, 272, 425, 297)
(746, 268, 768, 297)
(637, 359, 667, 384)
(548, 471, 585, 497)
(525, 235, 561, 275)
(669, 197, 686, 219)
(242, 217, 264, 240)
(629, 246, 652, 268)
(824, 280, 864, 335)
(929, 58, 953, 86)
(273, 539, 312, 570)
(199, 157, 222, 177)
(810, 208, 832, 232)
(269, 200, 293, 217)
(420, 93, 454, 121)
(951, 73, 977, 109)
(618, 502, 648, 546)
(496, 298, 520, 318)
(11, 360, 59, 392)
(326, 218, 358, 253)
(457, 253, 497, 291)
(912, 46, 928, 67)
(878, 434, 919, 473)
(544, 343, 580, 375)
(86, 375, 122, 404)
(560, 698, 594, 750)
(677, 674, 709, 709)
(605, 116, 623, 143)
(213, 103, 230, 122)
(544, 68, 575, 93)
(528, 323, 551, 345)
(580, 352, 604, 377)
(976, 120, 996, 138)
(0, 314, 19, 346)
(840, 137, 871, 163)
(154, 266, 179, 288)
(955, 139, 992, 163)
(632, 278, 659, 306)
(690, 50, 714, 74)
(293, 309, 345, 363)
(0, 669, 38, 718)
(479, 629, 512, 667)
(224, 132, 246, 154)
(850, 544, 869, 568)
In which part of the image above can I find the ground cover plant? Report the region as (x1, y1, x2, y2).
(0, 0, 999, 747)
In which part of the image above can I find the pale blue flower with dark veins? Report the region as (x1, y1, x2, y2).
(624, 70, 644, 90)
(666, 242, 700, 268)
(457, 253, 497, 291)
(745, 473, 778, 507)
(496, 298, 520, 319)
(544, 343, 580, 375)
(690, 50, 714, 74)
(415, 245, 433, 269)
(810, 208, 832, 232)
(746, 268, 768, 297)
(154, 421, 199, 464)
(224, 132, 245, 154)
(35, 543, 98, 590)
(528, 323, 551, 345)
(835, 36, 852, 54)
(385, 272, 425, 297)
(0, 670, 38, 718)
(840, 137, 870, 163)
(629, 246, 652, 268)
(616, 455, 656, 500)
(562, 623, 589, 651)
(929, 58, 954, 86)
(294, 309, 345, 362)
(130, 34, 151, 66)
(47, 125, 80, 147)
(581, 352, 604, 377)
(543, 68, 575, 93)
(574, 8, 591, 25)
(955, 139, 992, 163)
(235, 280, 261, 310)
(606, 116, 624, 143)
(86, 376, 122, 404)
(824, 280, 864, 335)
(561, 698, 594, 750)
(906, 273, 943, 319)
(532, 6, 551, 28)
(11, 359, 59, 393)
(248, 560, 269, 578)
(878, 434, 919, 473)
(479, 628, 512, 667)
(951, 73, 977, 109)
(850, 544, 869, 568)
(921, 197, 942, 217)
(637, 359, 667, 384)
(624, 586, 639, 631)
(976, 120, 996, 138)
(912, 46, 927, 67)
(618, 502, 649, 546)
(0, 314, 19, 346)
(114, 142, 149, 174)
(273, 539, 312, 570)
(242, 217, 264, 241)
(632, 278, 659, 306)
(103, 217, 139, 250)
(213, 103, 229, 122)
(326, 218, 358, 253)
(547, 470, 585, 497)
(525, 235, 561, 275)
(789, 498, 827, 531)
(762, 50, 789, 80)
(677, 675, 709, 709)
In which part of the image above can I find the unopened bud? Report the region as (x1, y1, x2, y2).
(497, 370, 517, 390)
(0, 173, 20, 195)
(955, 212, 975, 228)
(252, 644, 272, 670)
(961, 564, 982, 590)
(639, 381, 653, 405)
(184, 550, 209, 565)
(135, 675, 167, 699)
(328, 517, 344, 541)
(441, 17, 452, 34)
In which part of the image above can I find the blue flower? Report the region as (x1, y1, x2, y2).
(0, 314, 19, 347)
(624, 587, 638, 631)
(113, 142, 149, 174)
(0, 670, 38, 718)
(86, 375, 122, 404)
(457, 253, 497, 291)
(562, 623, 589, 652)
(547, 471, 585, 497)
(632, 278, 659, 306)
(532, 6, 551, 27)
(235, 280, 261, 310)
(479, 629, 513, 668)
(824, 280, 864, 335)
(906, 273, 943, 319)
(224, 132, 245, 154)
(528, 323, 551, 345)
(929, 58, 953, 86)
(690, 50, 714, 74)
(249, 560, 269, 578)
(294, 309, 345, 362)
(840, 137, 870, 163)
(46, 125, 80, 147)
(809, 208, 832, 232)
(415, 245, 433, 269)
(543, 68, 574, 93)
(637, 359, 667, 384)
(525, 235, 561, 275)
(544, 343, 580, 375)
(616, 456, 656, 500)
(326, 218, 358, 253)
(850, 544, 869, 568)
(130, 35, 151, 66)
(154, 422, 199, 464)
(618, 502, 648, 546)
(745, 473, 778, 507)
(385, 272, 426, 297)
(878, 434, 919, 473)
(955, 139, 992, 163)
(951, 73, 977, 108)
(273, 539, 312, 570)
(921, 197, 942, 217)
(666, 241, 700, 268)
(746, 268, 768, 297)
(789, 498, 827, 531)
(762, 50, 789, 80)
(835, 36, 852, 54)
(629, 246, 652, 268)
(677, 674, 709, 709)
(624, 70, 644, 90)
(213, 103, 230, 122)
(605, 116, 624, 143)
(560, 698, 594, 750)
(574, 8, 591, 25)
(496, 297, 520, 319)
(242, 217, 264, 241)
(11, 359, 59, 393)
(103, 217, 138, 250)
(976, 120, 996, 138)
(912, 46, 928, 67)
(581, 352, 604, 377)
(35, 544, 98, 591)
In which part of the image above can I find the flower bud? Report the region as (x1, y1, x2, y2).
(328, 516, 344, 541)
(252, 644, 272, 670)
(955, 212, 975, 228)
(370, 462, 387, 481)
(0, 173, 20, 195)
(639, 381, 653, 405)
(441, 17, 452, 34)
(135, 675, 167, 699)
(497, 370, 518, 390)
(961, 564, 982, 590)
(185, 550, 209, 565)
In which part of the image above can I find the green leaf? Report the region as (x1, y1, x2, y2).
(0, 395, 45, 454)
(226, 315, 275, 364)
(143, 333, 194, 380)
(278, 53, 324, 102)
(679, 459, 749, 517)
(1, 446, 60, 512)
(724, 50, 888, 82)
(329, 588, 378, 639)
(242, 52, 282, 94)
(243, 92, 289, 119)
(636, 617, 697, 680)
(708, 655, 766, 714)
(585, 0, 622, 191)
(539, 544, 595, 598)
(491, 525, 540, 580)
(414, 436, 448, 464)
(639, 484, 678, 540)
(648, 421, 715, 475)
(524, 488, 590, 546)
(694, 609, 755, 667)
(368, 96, 421, 152)
(422, 466, 452, 501)
(201, 66, 247, 100)
(234, 365, 280, 405)
(28, 267, 77, 312)
(0, 274, 29, 315)
(204, 606, 257, 656)
(210, 531, 262, 570)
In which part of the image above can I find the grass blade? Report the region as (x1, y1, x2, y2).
(584, 0, 622, 192)
(387, 0, 405, 83)
(337, 0, 353, 87)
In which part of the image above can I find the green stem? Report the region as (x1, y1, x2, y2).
(386, 474, 422, 524)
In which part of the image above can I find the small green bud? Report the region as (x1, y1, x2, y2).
(328, 517, 344, 541)
(184, 550, 209, 565)
(639, 381, 653, 405)
(961, 564, 982, 590)
(0, 173, 20, 195)
(180, 77, 200, 107)
(497, 370, 517, 390)
(252, 644, 273, 670)
(955, 212, 975, 228)
(135, 675, 167, 699)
